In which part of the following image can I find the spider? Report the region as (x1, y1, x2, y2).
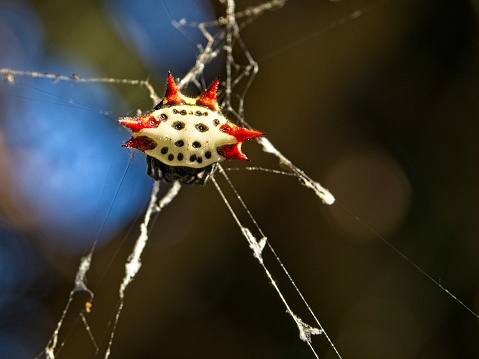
(119, 73, 264, 185)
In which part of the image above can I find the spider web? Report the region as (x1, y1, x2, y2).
(1, 0, 479, 358)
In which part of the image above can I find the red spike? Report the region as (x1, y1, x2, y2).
(217, 143, 249, 161)
(164, 72, 185, 105)
(119, 117, 143, 132)
(196, 78, 220, 112)
(122, 136, 157, 152)
(119, 115, 160, 132)
(219, 123, 264, 142)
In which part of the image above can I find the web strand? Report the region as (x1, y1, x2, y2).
(0, 68, 161, 105)
(336, 200, 479, 320)
(2, 0, 477, 357)
(215, 165, 343, 358)
(105, 181, 181, 358)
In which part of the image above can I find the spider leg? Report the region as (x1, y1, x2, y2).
(196, 163, 217, 186)
(146, 155, 162, 181)
(145, 155, 215, 186)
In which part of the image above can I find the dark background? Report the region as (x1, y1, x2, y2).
(0, 0, 478, 358)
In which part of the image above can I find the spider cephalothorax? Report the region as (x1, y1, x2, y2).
(119, 73, 264, 185)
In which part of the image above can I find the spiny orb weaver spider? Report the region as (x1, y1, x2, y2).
(119, 73, 264, 185)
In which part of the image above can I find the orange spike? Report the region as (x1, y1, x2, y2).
(163, 72, 186, 106)
(196, 78, 220, 112)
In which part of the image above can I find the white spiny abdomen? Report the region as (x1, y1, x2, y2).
(137, 105, 235, 168)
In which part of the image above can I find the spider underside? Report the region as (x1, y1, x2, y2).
(146, 155, 217, 185)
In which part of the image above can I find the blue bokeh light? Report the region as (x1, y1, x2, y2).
(0, 1, 216, 357)
(103, 0, 216, 75)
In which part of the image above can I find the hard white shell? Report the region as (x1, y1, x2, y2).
(135, 105, 236, 168)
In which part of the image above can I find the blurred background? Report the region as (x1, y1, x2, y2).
(0, 0, 478, 358)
